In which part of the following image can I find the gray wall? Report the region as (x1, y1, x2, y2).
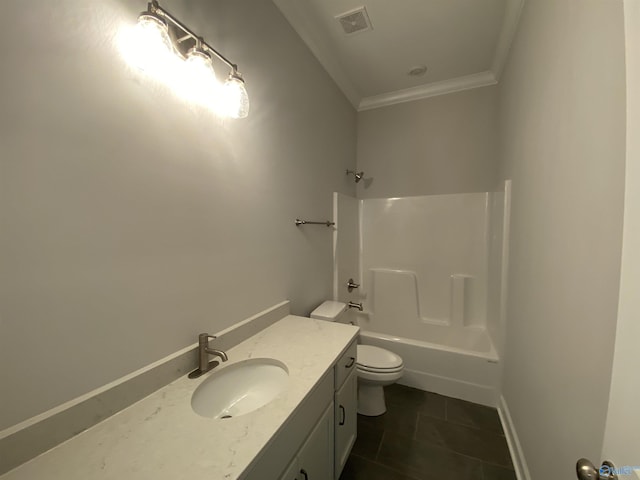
(0, 0, 356, 431)
(356, 86, 500, 198)
(497, 0, 626, 478)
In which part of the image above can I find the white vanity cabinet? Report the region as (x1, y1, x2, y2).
(244, 338, 358, 480)
(333, 340, 357, 479)
(279, 403, 334, 480)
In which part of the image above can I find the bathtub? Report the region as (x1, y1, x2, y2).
(358, 327, 500, 407)
(352, 265, 502, 407)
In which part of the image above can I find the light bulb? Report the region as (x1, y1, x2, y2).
(120, 13, 175, 79)
(180, 48, 218, 106)
(220, 73, 250, 119)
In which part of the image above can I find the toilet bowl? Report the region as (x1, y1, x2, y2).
(356, 344, 404, 416)
(309, 301, 404, 417)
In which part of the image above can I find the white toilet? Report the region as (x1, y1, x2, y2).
(355, 344, 404, 416)
(310, 301, 404, 417)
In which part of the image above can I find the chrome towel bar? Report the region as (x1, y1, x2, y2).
(295, 219, 335, 227)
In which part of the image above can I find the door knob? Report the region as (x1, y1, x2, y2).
(577, 459, 599, 480)
(576, 458, 618, 480)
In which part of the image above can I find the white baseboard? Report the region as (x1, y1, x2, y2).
(498, 395, 531, 480)
(399, 368, 497, 408)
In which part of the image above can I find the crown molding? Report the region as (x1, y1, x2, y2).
(492, 0, 525, 80)
(357, 71, 498, 111)
(273, 0, 525, 111)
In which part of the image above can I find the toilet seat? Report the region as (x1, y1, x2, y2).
(357, 367, 404, 385)
(357, 345, 403, 371)
(357, 364, 404, 374)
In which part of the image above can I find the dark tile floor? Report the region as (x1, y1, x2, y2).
(339, 384, 516, 480)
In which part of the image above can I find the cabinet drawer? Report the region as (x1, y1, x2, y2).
(334, 340, 357, 390)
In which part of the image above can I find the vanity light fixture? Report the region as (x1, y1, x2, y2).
(122, 0, 250, 118)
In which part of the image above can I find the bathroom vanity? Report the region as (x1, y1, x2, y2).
(245, 338, 358, 480)
(0, 312, 359, 480)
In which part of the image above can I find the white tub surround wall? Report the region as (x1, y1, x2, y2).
(333, 193, 360, 306)
(359, 193, 493, 330)
(486, 191, 505, 356)
(1, 313, 359, 480)
(486, 180, 511, 365)
(332, 192, 507, 406)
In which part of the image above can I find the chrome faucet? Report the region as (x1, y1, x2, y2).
(188, 333, 228, 379)
(348, 301, 363, 311)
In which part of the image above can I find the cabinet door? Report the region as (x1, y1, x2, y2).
(279, 457, 300, 480)
(334, 370, 357, 479)
(298, 402, 334, 480)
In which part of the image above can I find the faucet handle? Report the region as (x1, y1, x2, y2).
(198, 333, 216, 344)
(347, 278, 360, 292)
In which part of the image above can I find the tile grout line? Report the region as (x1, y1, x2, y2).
(354, 441, 486, 480)
(441, 418, 506, 436)
(445, 397, 448, 421)
(374, 429, 385, 461)
(480, 460, 518, 471)
(419, 410, 507, 437)
(444, 397, 504, 432)
(351, 454, 422, 480)
(445, 410, 506, 435)
(364, 387, 514, 476)
(410, 415, 514, 470)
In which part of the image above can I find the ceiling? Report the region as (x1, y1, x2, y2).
(273, 0, 524, 111)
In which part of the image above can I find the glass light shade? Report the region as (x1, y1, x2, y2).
(126, 14, 174, 75)
(181, 49, 218, 106)
(220, 74, 250, 119)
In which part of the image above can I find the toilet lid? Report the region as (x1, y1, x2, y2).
(357, 345, 403, 370)
(358, 364, 404, 374)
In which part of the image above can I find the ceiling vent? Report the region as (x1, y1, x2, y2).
(336, 7, 373, 35)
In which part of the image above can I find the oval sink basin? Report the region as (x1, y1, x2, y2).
(191, 358, 289, 419)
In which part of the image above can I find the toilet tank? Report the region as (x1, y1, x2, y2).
(310, 301, 347, 322)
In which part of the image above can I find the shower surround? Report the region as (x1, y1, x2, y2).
(334, 190, 508, 406)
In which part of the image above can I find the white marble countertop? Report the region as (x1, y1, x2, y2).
(1, 316, 359, 480)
